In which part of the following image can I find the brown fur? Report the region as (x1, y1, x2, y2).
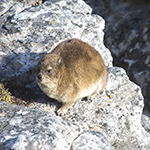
(35, 39, 107, 115)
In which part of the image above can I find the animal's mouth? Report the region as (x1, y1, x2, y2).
(36, 78, 41, 83)
(36, 76, 50, 87)
(36, 79, 47, 88)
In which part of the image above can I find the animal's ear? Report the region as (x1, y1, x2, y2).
(57, 57, 63, 67)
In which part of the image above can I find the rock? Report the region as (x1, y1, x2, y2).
(0, 102, 114, 150)
(64, 67, 150, 149)
(71, 131, 114, 150)
(0, 101, 81, 150)
(0, 0, 40, 15)
(0, 102, 115, 150)
(84, 0, 150, 115)
(141, 114, 150, 134)
(0, 0, 150, 150)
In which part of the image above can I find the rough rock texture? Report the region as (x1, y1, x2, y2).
(0, 0, 40, 15)
(64, 67, 150, 150)
(84, 0, 150, 115)
(0, 102, 81, 150)
(71, 131, 114, 150)
(1, 101, 149, 150)
(141, 114, 150, 134)
(0, 102, 115, 150)
(0, 0, 150, 150)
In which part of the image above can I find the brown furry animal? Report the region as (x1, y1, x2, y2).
(35, 39, 107, 115)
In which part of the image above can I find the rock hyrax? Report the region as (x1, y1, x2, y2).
(35, 39, 107, 115)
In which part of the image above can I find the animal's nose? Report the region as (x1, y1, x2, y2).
(37, 74, 42, 80)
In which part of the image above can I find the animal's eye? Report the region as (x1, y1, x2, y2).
(47, 69, 52, 73)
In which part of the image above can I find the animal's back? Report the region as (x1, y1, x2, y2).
(52, 38, 106, 90)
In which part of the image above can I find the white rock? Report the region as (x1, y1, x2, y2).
(71, 131, 114, 150)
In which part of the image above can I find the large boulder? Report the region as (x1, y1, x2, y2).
(0, 101, 81, 150)
(64, 67, 150, 149)
(0, 0, 150, 149)
(84, 0, 150, 114)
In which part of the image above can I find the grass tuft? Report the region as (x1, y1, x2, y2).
(0, 83, 12, 103)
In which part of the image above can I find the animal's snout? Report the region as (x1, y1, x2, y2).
(37, 74, 42, 80)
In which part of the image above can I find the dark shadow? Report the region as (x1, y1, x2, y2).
(0, 52, 61, 109)
(0, 137, 18, 149)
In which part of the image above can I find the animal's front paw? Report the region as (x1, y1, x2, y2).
(56, 107, 68, 116)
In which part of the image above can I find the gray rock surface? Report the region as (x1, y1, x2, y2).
(0, 101, 81, 150)
(71, 131, 114, 150)
(141, 114, 150, 134)
(64, 67, 150, 150)
(0, 0, 39, 15)
(0, 102, 114, 150)
(84, 0, 150, 115)
(0, 0, 150, 150)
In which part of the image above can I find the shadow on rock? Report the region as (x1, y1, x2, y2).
(0, 52, 60, 109)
